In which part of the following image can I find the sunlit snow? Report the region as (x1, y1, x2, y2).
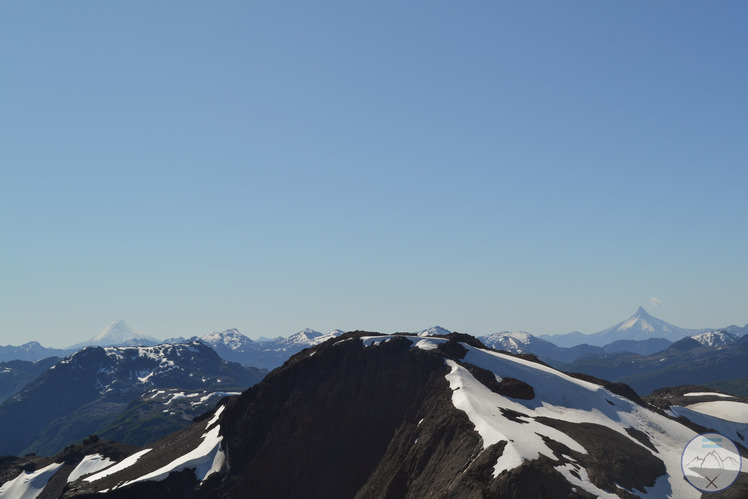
(362, 335, 711, 498)
(0, 462, 63, 499)
(67, 454, 115, 483)
(683, 392, 734, 398)
(84, 449, 152, 482)
(674, 401, 748, 424)
(118, 406, 227, 488)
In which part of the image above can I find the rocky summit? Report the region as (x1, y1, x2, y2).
(1, 332, 747, 498)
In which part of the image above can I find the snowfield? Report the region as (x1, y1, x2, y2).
(682, 400, 748, 423)
(67, 454, 115, 483)
(0, 462, 63, 499)
(683, 392, 734, 398)
(670, 403, 748, 441)
(117, 405, 227, 488)
(444, 358, 587, 476)
(84, 449, 152, 482)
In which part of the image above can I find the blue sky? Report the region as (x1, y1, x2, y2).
(2, 2, 747, 347)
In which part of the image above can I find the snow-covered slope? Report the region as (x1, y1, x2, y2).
(690, 330, 738, 348)
(480, 331, 548, 354)
(415, 326, 452, 337)
(387, 336, 734, 497)
(201, 329, 255, 352)
(197, 328, 259, 365)
(270, 328, 345, 350)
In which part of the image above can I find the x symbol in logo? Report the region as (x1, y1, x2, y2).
(705, 474, 720, 489)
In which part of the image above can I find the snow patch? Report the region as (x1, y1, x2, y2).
(683, 392, 734, 398)
(207, 404, 225, 427)
(84, 449, 152, 482)
(361, 336, 393, 347)
(67, 454, 115, 483)
(444, 359, 587, 477)
(414, 339, 439, 351)
(677, 401, 748, 424)
(555, 462, 618, 498)
(118, 419, 226, 487)
(196, 392, 241, 405)
(0, 462, 63, 499)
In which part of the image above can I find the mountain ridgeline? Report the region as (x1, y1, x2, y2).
(4, 331, 745, 498)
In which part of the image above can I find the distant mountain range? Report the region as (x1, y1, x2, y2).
(2, 309, 745, 365)
(473, 310, 748, 397)
(479, 331, 673, 364)
(0, 342, 72, 363)
(560, 332, 748, 395)
(166, 327, 346, 370)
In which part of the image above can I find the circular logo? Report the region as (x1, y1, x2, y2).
(681, 432, 742, 492)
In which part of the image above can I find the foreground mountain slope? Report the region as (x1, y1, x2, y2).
(12, 332, 739, 498)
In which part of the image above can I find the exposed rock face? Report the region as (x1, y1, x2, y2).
(216, 334, 449, 498)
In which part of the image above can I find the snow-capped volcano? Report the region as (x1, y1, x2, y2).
(69, 320, 160, 349)
(594, 307, 694, 344)
(544, 307, 707, 347)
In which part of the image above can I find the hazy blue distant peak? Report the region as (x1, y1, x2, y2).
(68, 319, 160, 349)
(256, 336, 283, 343)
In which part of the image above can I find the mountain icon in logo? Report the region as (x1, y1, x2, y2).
(681, 433, 741, 492)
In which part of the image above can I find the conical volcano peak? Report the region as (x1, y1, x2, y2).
(635, 306, 650, 316)
(94, 320, 141, 340)
(69, 320, 160, 348)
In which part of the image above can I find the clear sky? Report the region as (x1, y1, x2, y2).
(2, 2, 747, 347)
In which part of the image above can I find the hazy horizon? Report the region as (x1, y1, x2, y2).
(3, 2, 747, 348)
(4, 305, 745, 350)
